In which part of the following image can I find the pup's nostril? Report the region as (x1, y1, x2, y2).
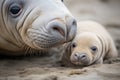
(74, 53, 78, 57)
(52, 27, 65, 37)
(81, 55, 86, 58)
(79, 54, 87, 60)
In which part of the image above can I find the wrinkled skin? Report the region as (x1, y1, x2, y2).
(0, 0, 77, 55)
(62, 21, 118, 67)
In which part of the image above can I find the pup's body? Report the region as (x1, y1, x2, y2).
(62, 21, 118, 66)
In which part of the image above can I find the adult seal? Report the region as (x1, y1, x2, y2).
(62, 21, 118, 66)
(0, 0, 77, 55)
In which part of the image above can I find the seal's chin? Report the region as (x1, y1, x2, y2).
(71, 61, 90, 66)
(70, 57, 91, 66)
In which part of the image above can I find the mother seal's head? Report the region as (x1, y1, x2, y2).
(0, 0, 76, 55)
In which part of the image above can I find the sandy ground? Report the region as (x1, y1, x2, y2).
(0, 0, 120, 80)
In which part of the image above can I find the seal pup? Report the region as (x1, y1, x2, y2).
(62, 21, 118, 66)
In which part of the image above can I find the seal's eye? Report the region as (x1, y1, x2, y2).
(71, 43, 77, 48)
(9, 4, 22, 17)
(91, 46, 97, 52)
(61, 0, 64, 2)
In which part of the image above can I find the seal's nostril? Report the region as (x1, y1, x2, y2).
(72, 20, 77, 26)
(52, 26, 65, 37)
(73, 53, 79, 61)
(46, 20, 66, 39)
(74, 53, 78, 57)
(79, 54, 87, 60)
(81, 55, 86, 58)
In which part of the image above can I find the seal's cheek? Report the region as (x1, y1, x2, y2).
(90, 46, 101, 64)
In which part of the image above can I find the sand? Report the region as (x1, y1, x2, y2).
(0, 0, 120, 80)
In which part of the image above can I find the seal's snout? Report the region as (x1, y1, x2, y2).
(46, 20, 66, 39)
(21, 0, 77, 49)
(74, 53, 87, 61)
(46, 18, 77, 42)
(71, 52, 89, 65)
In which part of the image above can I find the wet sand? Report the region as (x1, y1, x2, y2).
(0, 0, 120, 80)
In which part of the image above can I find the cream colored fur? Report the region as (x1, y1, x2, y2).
(62, 21, 118, 66)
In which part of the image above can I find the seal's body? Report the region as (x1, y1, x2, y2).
(62, 21, 118, 66)
(0, 0, 76, 55)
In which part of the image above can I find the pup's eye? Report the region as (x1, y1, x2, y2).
(91, 46, 97, 52)
(9, 4, 22, 17)
(61, 0, 64, 2)
(71, 43, 77, 48)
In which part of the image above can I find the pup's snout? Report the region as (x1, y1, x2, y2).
(72, 52, 89, 65)
(74, 53, 87, 61)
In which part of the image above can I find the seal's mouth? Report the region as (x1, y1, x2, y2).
(71, 60, 90, 66)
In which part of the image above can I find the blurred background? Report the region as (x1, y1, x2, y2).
(65, 0, 120, 24)
(65, 0, 120, 54)
(0, 0, 120, 79)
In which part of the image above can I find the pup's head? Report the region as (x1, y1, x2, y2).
(70, 32, 102, 66)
